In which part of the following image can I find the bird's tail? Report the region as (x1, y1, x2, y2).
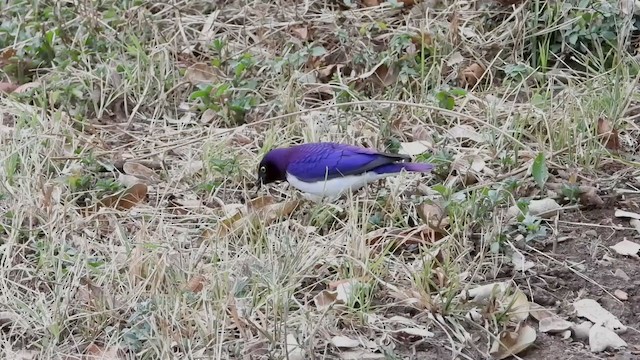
(373, 162, 434, 175)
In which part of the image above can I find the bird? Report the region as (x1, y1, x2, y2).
(256, 142, 434, 200)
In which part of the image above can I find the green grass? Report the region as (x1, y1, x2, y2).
(1, 0, 639, 359)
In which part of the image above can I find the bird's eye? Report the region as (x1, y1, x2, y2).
(260, 166, 266, 173)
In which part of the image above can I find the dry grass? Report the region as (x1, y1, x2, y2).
(1, 0, 640, 359)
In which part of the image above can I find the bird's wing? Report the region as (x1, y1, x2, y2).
(286, 143, 409, 182)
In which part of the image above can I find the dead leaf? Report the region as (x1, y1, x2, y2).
(14, 81, 40, 93)
(489, 325, 537, 360)
(447, 124, 485, 143)
(589, 323, 627, 352)
(411, 126, 432, 142)
(614, 209, 640, 220)
(399, 141, 431, 156)
(366, 225, 443, 253)
(529, 303, 557, 322)
(98, 183, 148, 211)
(460, 63, 485, 87)
(416, 202, 449, 232)
(123, 161, 159, 182)
(313, 289, 338, 310)
(465, 282, 509, 303)
(610, 239, 640, 257)
(248, 195, 277, 209)
(505, 288, 530, 323)
(185, 63, 223, 85)
(0, 82, 19, 94)
(373, 64, 398, 87)
(539, 317, 573, 333)
(338, 350, 385, 360)
(614, 289, 628, 301)
(185, 275, 206, 293)
(574, 298, 627, 334)
(291, 26, 309, 41)
(85, 344, 123, 359)
(362, 0, 381, 6)
(511, 251, 535, 272)
(0, 47, 16, 67)
(630, 219, 640, 235)
(507, 198, 561, 220)
(330, 335, 361, 348)
(597, 117, 620, 151)
(391, 327, 434, 342)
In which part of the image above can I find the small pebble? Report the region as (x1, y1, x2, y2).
(614, 289, 628, 301)
(614, 269, 630, 281)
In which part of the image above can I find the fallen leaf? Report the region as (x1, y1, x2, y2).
(337, 350, 385, 360)
(362, 0, 381, 6)
(185, 275, 206, 293)
(610, 239, 640, 257)
(416, 202, 449, 232)
(574, 298, 627, 334)
(489, 325, 537, 360)
(98, 183, 148, 211)
(505, 288, 530, 323)
(248, 195, 277, 209)
(589, 323, 627, 352)
(447, 51, 464, 66)
(511, 251, 535, 272)
(313, 289, 338, 310)
(529, 303, 557, 322)
(200, 108, 218, 124)
(0, 47, 16, 67)
(539, 316, 573, 333)
(0, 82, 19, 94)
(391, 327, 434, 342)
(291, 26, 309, 41)
(614, 209, 640, 220)
(572, 321, 593, 340)
(507, 198, 561, 220)
(13, 81, 40, 93)
(447, 124, 485, 143)
(399, 141, 431, 156)
(411, 126, 432, 142)
(597, 117, 620, 151)
(465, 282, 509, 303)
(85, 344, 124, 359)
(630, 219, 640, 235)
(330, 335, 361, 348)
(460, 63, 485, 87)
(614, 289, 628, 301)
(123, 161, 159, 182)
(185, 62, 223, 85)
(366, 225, 442, 252)
(373, 64, 398, 87)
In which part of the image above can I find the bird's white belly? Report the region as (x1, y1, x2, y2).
(286, 172, 391, 198)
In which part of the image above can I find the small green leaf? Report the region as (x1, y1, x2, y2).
(531, 152, 549, 189)
(310, 46, 327, 57)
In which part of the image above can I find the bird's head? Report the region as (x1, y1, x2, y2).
(256, 147, 289, 188)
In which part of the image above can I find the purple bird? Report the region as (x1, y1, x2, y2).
(256, 142, 434, 199)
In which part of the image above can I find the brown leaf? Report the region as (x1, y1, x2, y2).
(185, 275, 206, 293)
(98, 183, 148, 210)
(13, 81, 40, 93)
(0, 47, 16, 67)
(248, 195, 277, 209)
(362, 0, 381, 6)
(373, 64, 398, 87)
(185, 63, 223, 85)
(459, 63, 485, 87)
(85, 344, 123, 359)
(291, 26, 309, 41)
(489, 325, 537, 359)
(597, 117, 620, 151)
(416, 202, 449, 231)
(0, 82, 19, 94)
(366, 225, 443, 253)
(123, 161, 159, 182)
